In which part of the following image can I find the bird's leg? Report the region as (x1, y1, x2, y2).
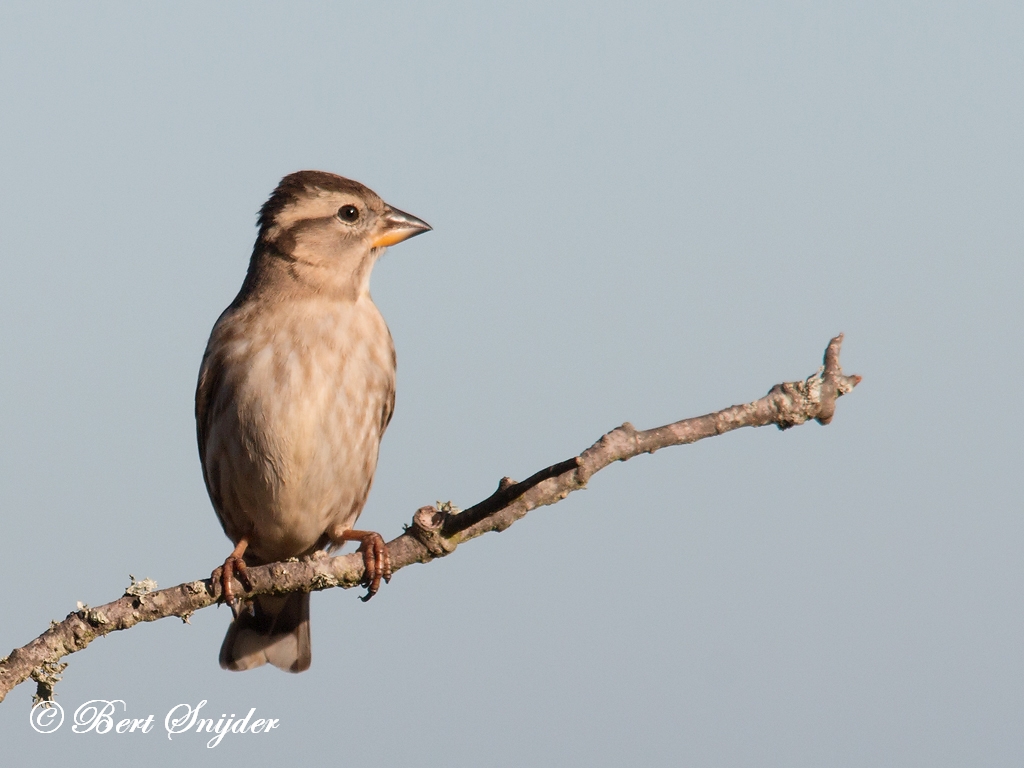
(330, 528, 392, 602)
(212, 538, 251, 616)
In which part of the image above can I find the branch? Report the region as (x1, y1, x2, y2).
(0, 334, 861, 705)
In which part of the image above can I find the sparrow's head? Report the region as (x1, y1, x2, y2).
(254, 170, 430, 298)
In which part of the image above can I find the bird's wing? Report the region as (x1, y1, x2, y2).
(380, 383, 395, 434)
(379, 327, 397, 435)
(195, 333, 231, 525)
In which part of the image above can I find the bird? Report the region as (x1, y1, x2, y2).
(195, 170, 430, 672)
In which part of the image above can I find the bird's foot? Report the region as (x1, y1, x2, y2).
(329, 528, 392, 601)
(212, 539, 251, 616)
(356, 532, 392, 602)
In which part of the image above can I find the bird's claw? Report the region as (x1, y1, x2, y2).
(358, 533, 392, 602)
(212, 555, 251, 617)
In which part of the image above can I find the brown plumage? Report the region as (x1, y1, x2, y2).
(195, 171, 430, 672)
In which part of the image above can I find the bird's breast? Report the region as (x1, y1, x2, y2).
(202, 297, 395, 562)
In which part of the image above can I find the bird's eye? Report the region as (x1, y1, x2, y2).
(337, 205, 360, 223)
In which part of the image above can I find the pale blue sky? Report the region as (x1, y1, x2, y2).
(1, 2, 1022, 765)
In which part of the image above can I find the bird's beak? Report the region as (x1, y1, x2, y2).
(371, 205, 432, 249)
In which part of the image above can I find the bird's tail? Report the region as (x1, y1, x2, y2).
(219, 592, 311, 673)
